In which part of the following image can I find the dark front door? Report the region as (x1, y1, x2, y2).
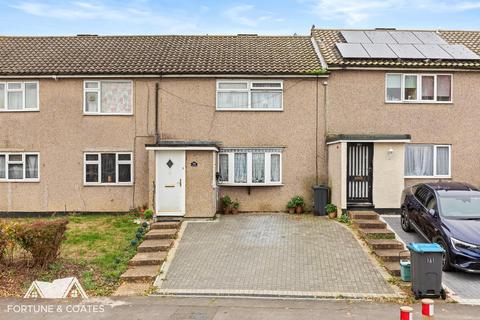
(347, 142, 373, 206)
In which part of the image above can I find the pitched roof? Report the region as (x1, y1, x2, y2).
(0, 35, 322, 76)
(312, 29, 480, 69)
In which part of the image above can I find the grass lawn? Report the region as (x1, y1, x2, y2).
(0, 214, 140, 297)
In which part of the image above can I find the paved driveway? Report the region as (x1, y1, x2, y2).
(156, 214, 396, 298)
(383, 216, 480, 304)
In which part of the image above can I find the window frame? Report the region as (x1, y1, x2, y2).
(216, 80, 284, 111)
(0, 152, 40, 182)
(385, 73, 453, 104)
(83, 152, 134, 186)
(404, 144, 451, 179)
(0, 81, 39, 112)
(217, 148, 283, 186)
(83, 80, 134, 116)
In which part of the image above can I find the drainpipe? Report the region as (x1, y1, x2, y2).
(155, 81, 160, 144)
(323, 79, 328, 186)
(315, 76, 319, 186)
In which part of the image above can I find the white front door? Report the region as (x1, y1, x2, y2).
(155, 150, 185, 216)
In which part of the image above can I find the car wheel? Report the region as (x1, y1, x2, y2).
(400, 208, 412, 232)
(435, 237, 453, 272)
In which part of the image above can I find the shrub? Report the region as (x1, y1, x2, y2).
(220, 195, 233, 207)
(291, 196, 305, 207)
(325, 203, 337, 214)
(144, 209, 154, 220)
(14, 219, 68, 268)
(0, 223, 8, 263)
(286, 200, 296, 209)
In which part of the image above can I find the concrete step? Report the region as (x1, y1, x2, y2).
(366, 239, 404, 250)
(384, 262, 401, 276)
(353, 219, 386, 229)
(137, 239, 173, 253)
(375, 249, 410, 262)
(151, 221, 181, 230)
(112, 282, 151, 296)
(144, 229, 177, 240)
(120, 265, 160, 282)
(349, 211, 379, 221)
(359, 228, 395, 239)
(128, 251, 167, 266)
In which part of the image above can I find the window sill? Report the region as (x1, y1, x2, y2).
(215, 108, 283, 112)
(0, 109, 40, 112)
(404, 176, 451, 179)
(385, 101, 453, 105)
(83, 183, 133, 187)
(218, 183, 284, 187)
(83, 113, 134, 116)
(0, 180, 40, 183)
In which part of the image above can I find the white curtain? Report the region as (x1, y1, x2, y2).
(404, 75, 417, 100)
(7, 91, 23, 110)
(251, 91, 282, 109)
(25, 83, 38, 109)
(405, 145, 434, 176)
(270, 154, 280, 182)
(25, 155, 38, 179)
(436, 147, 450, 175)
(422, 76, 434, 100)
(252, 153, 265, 183)
(437, 75, 451, 101)
(85, 92, 98, 112)
(8, 164, 23, 179)
(219, 154, 229, 182)
(234, 153, 247, 183)
(386, 74, 401, 101)
(217, 92, 248, 109)
(0, 84, 4, 109)
(101, 81, 132, 113)
(0, 155, 5, 178)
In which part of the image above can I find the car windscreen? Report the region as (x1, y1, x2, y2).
(438, 191, 480, 219)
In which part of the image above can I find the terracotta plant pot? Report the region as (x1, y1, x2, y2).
(288, 208, 295, 214)
(295, 206, 303, 214)
(328, 211, 337, 219)
(231, 208, 239, 214)
(224, 206, 232, 215)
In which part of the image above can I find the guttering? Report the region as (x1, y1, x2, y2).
(327, 66, 480, 72)
(146, 146, 219, 151)
(326, 139, 411, 145)
(0, 73, 330, 79)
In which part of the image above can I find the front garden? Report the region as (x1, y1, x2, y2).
(0, 213, 143, 297)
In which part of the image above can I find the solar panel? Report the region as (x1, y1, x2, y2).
(341, 31, 371, 43)
(440, 44, 480, 60)
(413, 32, 447, 44)
(414, 44, 453, 59)
(362, 43, 397, 58)
(336, 43, 369, 58)
(388, 44, 425, 59)
(364, 31, 397, 44)
(389, 31, 422, 44)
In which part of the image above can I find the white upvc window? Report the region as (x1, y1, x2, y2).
(404, 144, 451, 178)
(83, 80, 133, 115)
(216, 80, 283, 110)
(218, 148, 283, 186)
(84, 152, 133, 185)
(0, 81, 39, 111)
(385, 74, 452, 103)
(0, 152, 40, 182)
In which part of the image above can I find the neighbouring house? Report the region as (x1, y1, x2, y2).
(311, 28, 480, 212)
(0, 34, 327, 217)
(24, 277, 88, 299)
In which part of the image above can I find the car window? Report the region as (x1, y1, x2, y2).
(415, 186, 429, 206)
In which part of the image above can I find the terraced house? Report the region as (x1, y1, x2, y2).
(1, 29, 480, 216)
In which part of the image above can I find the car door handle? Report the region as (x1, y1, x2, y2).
(179, 179, 182, 187)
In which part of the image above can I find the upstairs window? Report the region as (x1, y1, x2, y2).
(0, 153, 39, 181)
(386, 74, 452, 103)
(84, 152, 133, 185)
(216, 80, 283, 110)
(405, 144, 451, 178)
(84, 80, 133, 115)
(218, 148, 283, 185)
(0, 82, 39, 111)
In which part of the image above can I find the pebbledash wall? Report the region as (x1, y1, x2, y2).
(0, 77, 327, 215)
(325, 70, 480, 209)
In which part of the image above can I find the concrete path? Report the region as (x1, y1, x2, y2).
(156, 214, 397, 298)
(383, 216, 480, 304)
(0, 297, 478, 319)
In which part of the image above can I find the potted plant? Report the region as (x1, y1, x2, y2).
(220, 195, 233, 214)
(231, 200, 240, 214)
(292, 195, 305, 214)
(286, 200, 295, 214)
(325, 204, 338, 219)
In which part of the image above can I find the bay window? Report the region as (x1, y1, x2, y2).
(84, 80, 133, 114)
(84, 152, 133, 185)
(386, 74, 452, 103)
(218, 148, 283, 185)
(405, 144, 451, 178)
(0, 153, 39, 181)
(216, 80, 283, 110)
(0, 81, 39, 111)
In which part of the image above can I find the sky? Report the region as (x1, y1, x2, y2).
(0, 0, 479, 36)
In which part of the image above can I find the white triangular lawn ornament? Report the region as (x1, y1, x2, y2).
(24, 277, 88, 299)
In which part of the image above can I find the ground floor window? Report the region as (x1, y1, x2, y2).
(0, 152, 39, 181)
(218, 148, 282, 185)
(84, 152, 133, 185)
(404, 144, 451, 178)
